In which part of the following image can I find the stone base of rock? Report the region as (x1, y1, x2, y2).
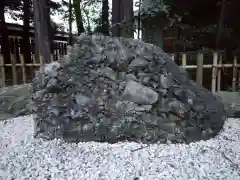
(31, 35, 226, 144)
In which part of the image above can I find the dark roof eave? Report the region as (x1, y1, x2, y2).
(5, 22, 72, 38)
(133, 10, 167, 20)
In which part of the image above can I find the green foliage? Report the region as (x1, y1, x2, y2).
(5, 0, 61, 21)
(60, 0, 102, 34)
(134, 0, 183, 30)
(136, 0, 170, 18)
(133, 0, 240, 51)
(5, 0, 63, 30)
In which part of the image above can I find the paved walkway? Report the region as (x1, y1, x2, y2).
(215, 91, 240, 117)
(0, 84, 30, 121)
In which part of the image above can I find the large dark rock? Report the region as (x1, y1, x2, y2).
(31, 35, 226, 144)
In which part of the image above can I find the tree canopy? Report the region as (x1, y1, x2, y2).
(2, 0, 240, 53)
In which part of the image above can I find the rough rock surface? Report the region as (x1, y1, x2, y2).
(31, 34, 226, 144)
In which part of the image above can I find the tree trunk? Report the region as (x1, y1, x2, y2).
(82, 8, 91, 33)
(101, 0, 109, 35)
(137, 0, 142, 39)
(33, 0, 51, 63)
(23, 0, 31, 63)
(112, 0, 121, 37)
(119, 0, 134, 38)
(73, 0, 84, 35)
(0, 1, 11, 64)
(46, 3, 54, 53)
(216, 0, 227, 50)
(69, 0, 73, 45)
(175, 27, 182, 64)
(112, 0, 134, 38)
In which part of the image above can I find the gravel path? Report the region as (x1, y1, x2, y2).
(0, 116, 240, 180)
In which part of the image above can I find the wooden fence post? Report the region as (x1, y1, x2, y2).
(181, 53, 187, 69)
(171, 54, 175, 61)
(238, 56, 240, 91)
(20, 54, 27, 84)
(32, 54, 36, 64)
(196, 52, 203, 85)
(11, 54, 17, 85)
(0, 55, 6, 87)
(51, 54, 54, 62)
(217, 54, 222, 92)
(40, 55, 44, 66)
(211, 52, 218, 93)
(232, 56, 237, 91)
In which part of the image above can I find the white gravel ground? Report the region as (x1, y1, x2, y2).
(0, 116, 240, 180)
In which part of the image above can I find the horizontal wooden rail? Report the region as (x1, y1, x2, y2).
(175, 53, 239, 93)
(7, 35, 69, 43)
(179, 64, 240, 69)
(0, 53, 64, 87)
(2, 63, 42, 67)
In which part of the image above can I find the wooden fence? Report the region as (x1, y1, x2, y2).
(0, 35, 68, 86)
(170, 51, 239, 93)
(0, 53, 65, 87)
(0, 36, 68, 63)
(0, 51, 239, 93)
